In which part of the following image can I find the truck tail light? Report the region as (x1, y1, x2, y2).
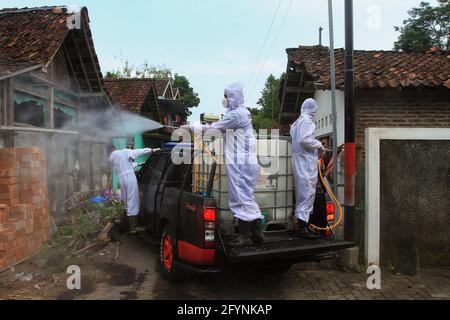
(203, 208, 216, 248)
(203, 208, 216, 222)
(326, 202, 335, 222)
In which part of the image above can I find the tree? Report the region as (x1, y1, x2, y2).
(257, 74, 281, 120)
(249, 108, 277, 132)
(251, 74, 282, 130)
(172, 74, 200, 111)
(394, 1, 450, 51)
(105, 58, 172, 79)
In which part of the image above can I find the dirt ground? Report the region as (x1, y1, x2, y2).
(0, 235, 449, 300)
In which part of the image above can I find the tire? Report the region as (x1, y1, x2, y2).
(160, 226, 178, 281)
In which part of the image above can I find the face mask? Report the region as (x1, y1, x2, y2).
(222, 98, 229, 108)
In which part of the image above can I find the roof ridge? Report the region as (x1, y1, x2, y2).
(104, 77, 171, 81)
(0, 6, 68, 14)
(288, 46, 449, 55)
(104, 78, 153, 81)
(287, 45, 450, 90)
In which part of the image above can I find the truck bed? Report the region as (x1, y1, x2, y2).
(220, 233, 354, 264)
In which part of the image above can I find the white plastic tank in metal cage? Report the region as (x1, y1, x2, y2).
(194, 136, 294, 233)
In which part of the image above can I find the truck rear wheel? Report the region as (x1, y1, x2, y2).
(160, 226, 178, 281)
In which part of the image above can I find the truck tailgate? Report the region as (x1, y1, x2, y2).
(222, 234, 354, 263)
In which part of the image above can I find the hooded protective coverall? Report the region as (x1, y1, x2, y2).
(291, 99, 324, 223)
(109, 148, 154, 216)
(195, 82, 263, 222)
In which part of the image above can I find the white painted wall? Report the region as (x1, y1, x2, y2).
(313, 90, 345, 147)
(314, 90, 346, 239)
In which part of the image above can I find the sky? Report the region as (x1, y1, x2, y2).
(2, 0, 440, 123)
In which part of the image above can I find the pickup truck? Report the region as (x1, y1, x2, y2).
(136, 143, 353, 280)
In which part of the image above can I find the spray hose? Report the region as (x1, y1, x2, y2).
(191, 131, 343, 231)
(309, 159, 344, 231)
(192, 133, 219, 193)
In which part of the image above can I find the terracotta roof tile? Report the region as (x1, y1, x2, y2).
(104, 78, 187, 118)
(104, 79, 155, 113)
(287, 46, 450, 89)
(0, 6, 106, 93)
(0, 7, 71, 77)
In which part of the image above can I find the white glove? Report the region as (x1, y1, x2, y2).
(152, 148, 162, 154)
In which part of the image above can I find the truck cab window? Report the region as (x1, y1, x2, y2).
(162, 162, 191, 191)
(140, 153, 169, 186)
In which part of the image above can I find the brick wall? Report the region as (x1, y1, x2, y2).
(349, 87, 450, 247)
(355, 88, 450, 163)
(0, 147, 50, 270)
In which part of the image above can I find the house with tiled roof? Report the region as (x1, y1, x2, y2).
(0, 6, 113, 220)
(103, 78, 189, 192)
(104, 78, 189, 146)
(280, 45, 450, 148)
(280, 45, 450, 242)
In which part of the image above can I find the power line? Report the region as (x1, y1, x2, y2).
(246, 0, 283, 89)
(248, 0, 294, 101)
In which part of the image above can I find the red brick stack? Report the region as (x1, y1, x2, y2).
(0, 147, 50, 270)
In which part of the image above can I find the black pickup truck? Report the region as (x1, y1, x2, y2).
(136, 144, 353, 280)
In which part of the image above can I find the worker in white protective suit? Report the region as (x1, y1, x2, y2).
(109, 146, 161, 233)
(182, 82, 265, 247)
(291, 98, 326, 239)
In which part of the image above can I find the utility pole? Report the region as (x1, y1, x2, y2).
(328, 0, 338, 198)
(344, 0, 356, 242)
(271, 81, 274, 124)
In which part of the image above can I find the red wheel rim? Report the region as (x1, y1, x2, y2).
(163, 234, 173, 271)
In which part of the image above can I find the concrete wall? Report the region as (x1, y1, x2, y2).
(379, 140, 450, 275)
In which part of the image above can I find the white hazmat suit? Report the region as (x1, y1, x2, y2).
(291, 99, 324, 223)
(194, 82, 263, 222)
(109, 148, 154, 216)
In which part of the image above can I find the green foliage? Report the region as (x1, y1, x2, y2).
(341, 263, 368, 274)
(250, 107, 278, 131)
(173, 73, 200, 114)
(394, 1, 450, 51)
(51, 198, 124, 247)
(257, 74, 282, 119)
(386, 260, 397, 274)
(251, 74, 283, 130)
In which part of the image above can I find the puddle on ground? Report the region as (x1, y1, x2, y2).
(96, 262, 137, 286)
(57, 276, 96, 300)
